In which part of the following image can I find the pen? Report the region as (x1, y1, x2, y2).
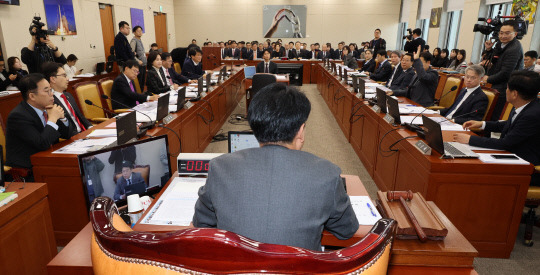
(366, 202, 377, 217)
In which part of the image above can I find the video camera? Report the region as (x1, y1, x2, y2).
(29, 16, 54, 44)
(473, 13, 528, 41)
(403, 28, 413, 40)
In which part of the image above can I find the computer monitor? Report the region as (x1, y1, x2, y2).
(343, 67, 348, 84)
(78, 135, 171, 210)
(206, 73, 212, 92)
(96, 62, 105, 75)
(177, 87, 186, 111)
(358, 78, 366, 99)
(156, 93, 170, 122)
(106, 61, 114, 73)
(244, 66, 256, 79)
(116, 111, 137, 145)
(351, 75, 359, 93)
(198, 76, 204, 95)
(386, 96, 401, 125)
(228, 131, 259, 153)
(422, 115, 445, 155)
(339, 65, 343, 80)
(331, 62, 337, 74)
(376, 88, 387, 114)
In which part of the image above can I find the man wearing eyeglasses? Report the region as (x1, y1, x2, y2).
(111, 60, 159, 110)
(483, 20, 524, 120)
(42, 62, 91, 138)
(6, 73, 71, 181)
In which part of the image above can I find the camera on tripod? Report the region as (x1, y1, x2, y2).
(473, 13, 528, 41)
(29, 16, 54, 44)
(403, 28, 413, 40)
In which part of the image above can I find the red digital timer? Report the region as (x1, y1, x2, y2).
(177, 153, 223, 175)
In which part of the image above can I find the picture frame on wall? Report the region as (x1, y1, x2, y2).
(130, 8, 145, 33)
(43, 0, 78, 35)
(263, 5, 306, 38)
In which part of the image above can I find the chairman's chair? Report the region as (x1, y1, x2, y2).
(246, 73, 277, 110)
(73, 81, 110, 124)
(90, 197, 397, 275)
(113, 165, 150, 186)
(428, 75, 463, 110)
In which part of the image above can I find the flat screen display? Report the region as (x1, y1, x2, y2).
(228, 131, 259, 153)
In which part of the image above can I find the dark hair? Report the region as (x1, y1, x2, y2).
(375, 28, 381, 33)
(192, 39, 197, 42)
(263, 49, 272, 55)
(123, 60, 139, 72)
(507, 70, 540, 100)
(457, 49, 467, 63)
(412, 28, 422, 36)
(7, 56, 20, 73)
(160, 52, 172, 61)
(188, 47, 203, 57)
(66, 54, 78, 62)
(376, 50, 387, 58)
(424, 45, 430, 50)
(391, 51, 402, 58)
(525, 50, 538, 59)
(41, 62, 63, 82)
(132, 26, 142, 33)
(433, 47, 441, 57)
(147, 51, 161, 69)
(150, 43, 158, 48)
(502, 20, 518, 31)
(119, 21, 129, 29)
(19, 73, 46, 101)
(419, 52, 432, 62)
(403, 53, 414, 61)
(364, 49, 373, 55)
(441, 48, 449, 57)
(248, 83, 311, 144)
(121, 161, 134, 169)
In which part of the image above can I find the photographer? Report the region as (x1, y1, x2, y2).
(404, 28, 425, 54)
(483, 20, 524, 120)
(21, 22, 66, 74)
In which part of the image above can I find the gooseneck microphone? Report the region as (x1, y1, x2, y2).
(84, 99, 117, 117)
(101, 95, 155, 130)
(441, 109, 479, 124)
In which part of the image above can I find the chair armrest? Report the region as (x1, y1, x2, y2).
(4, 166, 11, 173)
(427, 106, 445, 110)
(114, 109, 131, 114)
(535, 166, 540, 174)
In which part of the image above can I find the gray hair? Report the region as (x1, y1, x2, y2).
(465, 64, 485, 78)
(391, 51, 402, 58)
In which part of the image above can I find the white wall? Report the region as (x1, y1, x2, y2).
(173, 0, 401, 50)
(0, 0, 176, 73)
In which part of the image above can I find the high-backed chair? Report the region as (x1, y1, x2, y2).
(428, 75, 463, 110)
(98, 78, 130, 114)
(90, 197, 397, 275)
(524, 167, 540, 246)
(499, 102, 514, 121)
(246, 74, 277, 110)
(133, 77, 144, 95)
(481, 87, 499, 121)
(113, 165, 150, 186)
(174, 62, 182, 74)
(72, 81, 109, 124)
(0, 114, 30, 181)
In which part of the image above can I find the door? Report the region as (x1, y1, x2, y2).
(154, 12, 168, 52)
(99, 4, 115, 60)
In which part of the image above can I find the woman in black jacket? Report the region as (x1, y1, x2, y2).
(361, 49, 376, 73)
(6, 57, 28, 89)
(146, 51, 179, 94)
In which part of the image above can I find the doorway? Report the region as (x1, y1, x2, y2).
(153, 12, 168, 52)
(99, 3, 115, 60)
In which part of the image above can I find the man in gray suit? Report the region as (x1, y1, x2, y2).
(113, 161, 146, 200)
(193, 83, 359, 251)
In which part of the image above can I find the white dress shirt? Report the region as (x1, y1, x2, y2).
(53, 89, 79, 132)
(446, 85, 480, 119)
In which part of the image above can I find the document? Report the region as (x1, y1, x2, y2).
(140, 177, 206, 226)
(365, 83, 382, 87)
(275, 75, 288, 81)
(86, 129, 117, 137)
(398, 104, 438, 114)
(52, 137, 117, 154)
(349, 196, 382, 225)
(399, 116, 423, 125)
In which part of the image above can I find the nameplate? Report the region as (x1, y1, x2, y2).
(347, 87, 355, 93)
(208, 86, 215, 93)
(356, 93, 363, 99)
(163, 114, 174, 125)
(372, 105, 381, 113)
(184, 101, 194, 109)
(201, 92, 207, 98)
(414, 140, 432, 155)
(383, 113, 395, 125)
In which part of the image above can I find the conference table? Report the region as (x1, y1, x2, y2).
(30, 66, 246, 246)
(47, 173, 478, 274)
(315, 63, 533, 258)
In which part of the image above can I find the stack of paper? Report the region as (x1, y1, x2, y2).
(87, 129, 117, 138)
(349, 196, 382, 225)
(53, 137, 117, 154)
(0, 192, 18, 207)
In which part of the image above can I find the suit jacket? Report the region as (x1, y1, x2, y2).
(271, 50, 282, 59)
(361, 59, 376, 73)
(386, 64, 402, 87)
(0, 70, 13, 91)
(193, 145, 359, 251)
(167, 67, 189, 85)
(487, 39, 524, 94)
(110, 74, 148, 109)
(291, 49, 302, 59)
(369, 38, 386, 54)
(256, 61, 278, 74)
(305, 50, 318, 60)
(439, 87, 488, 124)
(113, 172, 146, 200)
(404, 37, 426, 54)
(256, 49, 264, 59)
(333, 49, 343, 60)
(393, 59, 438, 107)
(146, 67, 172, 94)
(181, 59, 204, 80)
(389, 67, 415, 91)
(342, 54, 358, 69)
(6, 101, 72, 169)
(244, 49, 254, 60)
(317, 51, 331, 60)
(370, 60, 393, 82)
(469, 99, 540, 186)
(114, 32, 134, 62)
(53, 91, 92, 138)
(226, 48, 241, 59)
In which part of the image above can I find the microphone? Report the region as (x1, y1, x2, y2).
(435, 86, 458, 105)
(441, 110, 479, 124)
(101, 95, 155, 130)
(84, 99, 117, 117)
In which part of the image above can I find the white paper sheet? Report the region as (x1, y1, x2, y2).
(399, 116, 423, 125)
(478, 153, 530, 165)
(275, 75, 288, 81)
(365, 83, 382, 87)
(86, 129, 117, 137)
(52, 137, 117, 154)
(349, 196, 381, 225)
(467, 145, 505, 151)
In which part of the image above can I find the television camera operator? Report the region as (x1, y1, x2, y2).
(403, 28, 425, 54)
(21, 16, 67, 74)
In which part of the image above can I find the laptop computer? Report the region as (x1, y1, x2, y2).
(422, 115, 479, 158)
(116, 111, 138, 146)
(244, 66, 256, 79)
(386, 95, 401, 125)
(228, 131, 259, 153)
(156, 93, 170, 122)
(376, 88, 387, 114)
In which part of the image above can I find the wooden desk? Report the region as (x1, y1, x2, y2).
(30, 67, 246, 246)
(0, 182, 57, 275)
(0, 91, 22, 126)
(316, 64, 532, 258)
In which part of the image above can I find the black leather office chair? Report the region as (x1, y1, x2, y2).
(246, 74, 277, 110)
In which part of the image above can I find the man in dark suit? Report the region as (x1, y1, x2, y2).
(454, 71, 540, 186)
(219, 42, 226, 59)
(391, 49, 438, 107)
(284, 41, 295, 59)
(42, 62, 91, 138)
(111, 60, 159, 110)
(256, 50, 278, 74)
(404, 28, 426, 54)
(292, 41, 303, 59)
(386, 51, 402, 87)
(369, 29, 387, 54)
(305, 44, 318, 59)
(257, 43, 265, 59)
(193, 83, 359, 251)
(113, 21, 135, 65)
(226, 41, 240, 59)
(369, 50, 393, 82)
(245, 43, 256, 60)
(317, 44, 332, 60)
(161, 52, 191, 85)
(113, 161, 147, 200)
(182, 48, 205, 80)
(439, 65, 488, 124)
(108, 145, 136, 173)
(388, 53, 415, 91)
(6, 74, 71, 180)
(333, 42, 345, 60)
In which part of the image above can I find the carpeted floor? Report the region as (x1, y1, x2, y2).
(203, 84, 540, 274)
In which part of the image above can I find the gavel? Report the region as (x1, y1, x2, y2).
(387, 191, 427, 242)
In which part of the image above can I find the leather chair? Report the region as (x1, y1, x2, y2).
(481, 87, 499, 121)
(98, 78, 130, 114)
(499, 102, 514, 121)
(524, 167, 540, 246)
(133, 77, 144, 95)
(90, 197, 397, 275)
(113, 165, 150, 186)
(0, 114, 30, 181)
(428, 75, 463, 110)
(173, 62, 182, 74)
(246, 73, 277, 110)
(72, 81, 110, 124)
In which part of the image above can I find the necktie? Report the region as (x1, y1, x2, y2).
(265, 63, 269, 73)
(127, 179, 132, 186)
(43, 110, 48, 126)
(388, 66, 399, 87)
(165, 69, 173, 85)
(60, 93, 86, 132)
(232, 49, 235, 57)
(129, 81, 140, 105)
(158, 68, 167, 86)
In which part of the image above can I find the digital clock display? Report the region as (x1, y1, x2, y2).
(179, 159, 211, 174)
